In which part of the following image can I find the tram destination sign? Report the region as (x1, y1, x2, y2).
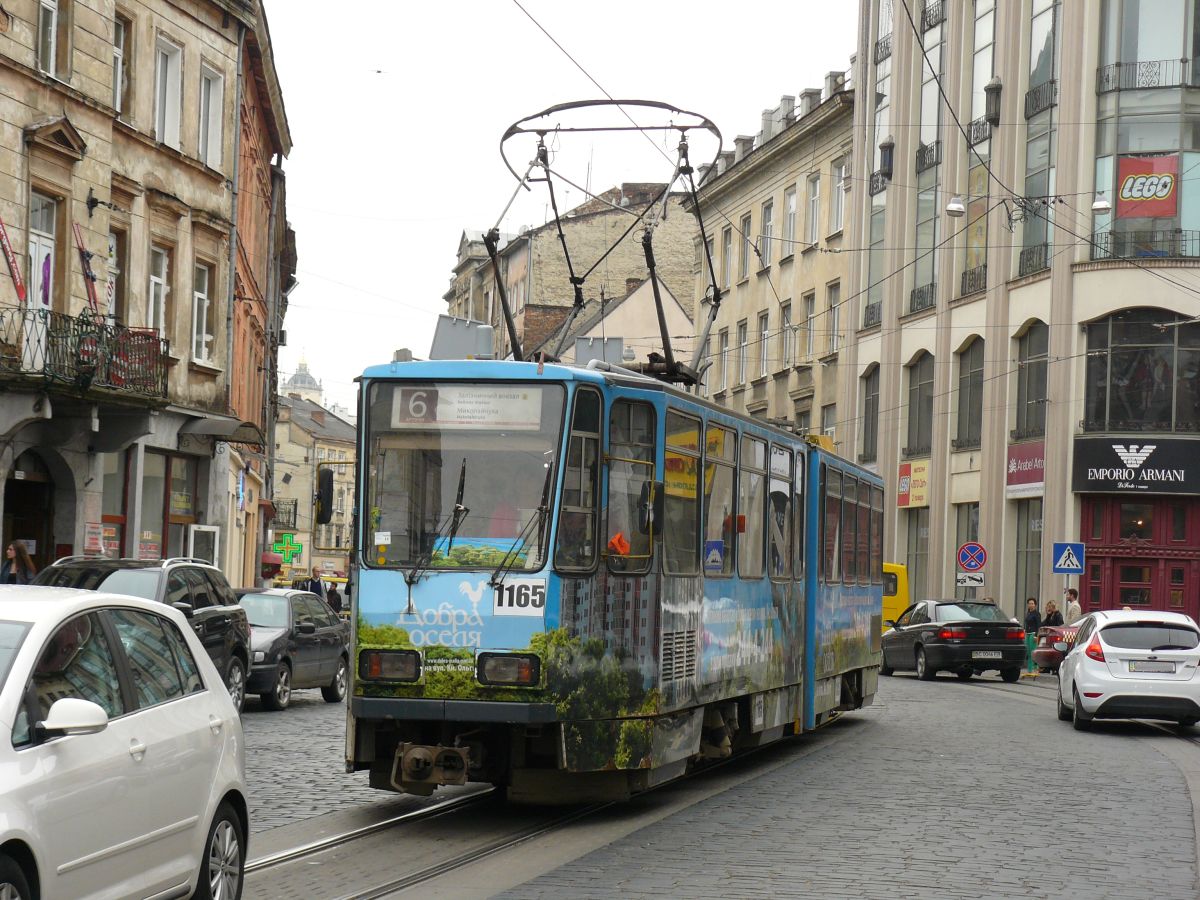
(391, 385, 543, 430)
(1072, 437, 1200, 495)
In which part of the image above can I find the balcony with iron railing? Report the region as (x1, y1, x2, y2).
(951, 436, 981, 452)
(902, 443, 931, 460)
(966, 116, 992, 147)
(858, 451, 877, 465)
(271, 497, 298, 530)
(868, 170, 888, 196)
(0, 304, 168, 398)
(1097, 57, 1197, 93)
(1091, 229, 1200, 260)
(1010, 425, 1046, 442)
(915, 140, 941, 174)
(921, 0, 944, 30)
(909, 282, 936, 314)
(873, 32, 892, 65)
(961, 264, 987, 296)
(1018, 243, 1050, 277)
(1024, 79, 1057, 119)
(862, 301, 882, 329)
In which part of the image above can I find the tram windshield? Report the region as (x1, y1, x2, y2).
(363, 381, 565, 570)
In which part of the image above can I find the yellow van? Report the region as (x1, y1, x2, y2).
(882, 563, 909, 632)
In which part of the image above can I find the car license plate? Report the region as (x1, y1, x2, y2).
(1129, 660, 1175, 673)
(972, 650, 1002, 659)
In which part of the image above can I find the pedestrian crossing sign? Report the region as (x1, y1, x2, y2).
(1051, 542, 1085, 574)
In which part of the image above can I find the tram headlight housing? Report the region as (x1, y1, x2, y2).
(476, 652, 541, 686)
(358, 649, 421, 682)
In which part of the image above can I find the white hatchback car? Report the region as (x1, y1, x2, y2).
(1057, 608, 1200, 731)
(0, 586, 248, 900)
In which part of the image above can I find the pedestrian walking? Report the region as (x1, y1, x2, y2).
(326, 585, 343, 614)
(1064, 587, 1082, 625)
(304, 565, 326, 599)
(1043, 600, 1064, 627)
(1, 541, 36, 584)
(1024, 598, 1042, 673)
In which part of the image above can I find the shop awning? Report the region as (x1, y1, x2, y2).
(178, 414, 266, 446)
(261, 551, 284, 566)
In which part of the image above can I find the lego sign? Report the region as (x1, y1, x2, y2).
(897, 459, 930, 508)
(1116, 155, 1178, 219)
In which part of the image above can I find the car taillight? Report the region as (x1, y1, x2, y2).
(476, 653, 541, 686)
(937, 628, 967, 640)
(1085, 637, 1106, 663)
(1007, 628, 1026, 640)
(358, 649, 421, 682)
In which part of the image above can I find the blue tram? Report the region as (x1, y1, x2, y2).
(347, 358, 884, 803)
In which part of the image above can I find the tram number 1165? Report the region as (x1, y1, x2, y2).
(493, 579, 547, 617)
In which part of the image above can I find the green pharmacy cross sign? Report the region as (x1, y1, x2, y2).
(273, 533, 303, 564)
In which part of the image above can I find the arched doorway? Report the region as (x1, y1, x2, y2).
(4, 450, 55, 572)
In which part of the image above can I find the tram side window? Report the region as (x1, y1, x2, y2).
(664, 411, 701, 575)
(555, 387, 601, 571)
(822, 465, 841, 583)
(857, 480, 871, 585)
(871, 486, 884, 583)
(607, 400, 656, 574)
(793, 453, 805, 580)
(703, 423, 736, 576)
(739, 436, 767, 578)
(842, 475, 858, 585)
(768, 445, 792, 579)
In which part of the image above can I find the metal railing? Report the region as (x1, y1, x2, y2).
(1091, 229, 1200, 260)
(966, 116, 992, 147)
(922, 0, 944, 31)
(271, 497, 298, 529)
(902, 443, 931, 460)
(858, 451, 877, 465)
(1018, 243, 1050, 277)
(909, 282, 936, 314)
(874, 32, 893, 65)
(1010, 425, 1046, 442)
(915, 140, 941, 174)
(951, 436, 981, 451)
(961, 264, 987, 296)
(0, 305, 168, 397)
(868, 170, 888, 196)
(1024, 79, 1057, 119)
(1097, 58, 1195, 93)
(863, 302, 882, 328)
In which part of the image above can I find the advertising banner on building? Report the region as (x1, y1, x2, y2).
(897, 460, 930, 508)
(1116, 155, 1179, 219)
(1006, 441, 1045, 498)
(1072, 437, 1200, 495)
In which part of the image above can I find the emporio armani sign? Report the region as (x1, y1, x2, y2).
(1072, 437, 1200, 495)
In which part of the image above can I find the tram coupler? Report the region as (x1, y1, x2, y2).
(390, 742, 470, 796)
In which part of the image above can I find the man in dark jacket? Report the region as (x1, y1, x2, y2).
(304, 566, 326, 599)
(1024, 598, 1042, 673)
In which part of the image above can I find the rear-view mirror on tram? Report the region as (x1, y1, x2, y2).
(637, 481, 664, 535)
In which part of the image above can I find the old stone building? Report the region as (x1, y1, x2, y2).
(0, 0, 291, 575)
(691, 74, 853, 439)
(446, 184, 697, 360)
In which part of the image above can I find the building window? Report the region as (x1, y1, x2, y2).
(721, 227, 732, 289)
(28, 192, 57, 309)
(906, 506, 930, 604)
(113, 14, 131, 114)
(37, 0, 63, 75)
(780, 303, 792, 368)
(796, 409, 811, 435)
(831, 159, 847, 233)
(760, 199, 773, 266)
(1085, 308, 1200, 432)
(739, 213, 752, 279)
(148, 245, 170, 335)
(154, 36, 182, 148)
(1022, 0, 1059, 275)
(827, 282, 841, 353)
(199, 66, 223, 168)
(861, 365, 880, 463)
(1015, 498, 1043, 612)
(107, 229, 127, 324)
(192, 263, 214, 361)
(954, 502, 980, 600)
(758, 311, 769, 377)
(955, 338, 985, 449)
(803, 292, 815, 359)
(805, 174, 821, 245)
(1015, 320, 1048, 439)
(737, 320, 748, 384)
(784, 186, 797, 252)
(906, 351, 934, 457)
(821, 404, 837, 439)
(865, 191, 886, 327)
(717, 328, 729, 391)
(913, 175, 939, 310)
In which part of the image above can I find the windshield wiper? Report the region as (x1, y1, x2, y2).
(445, 458, 470, 556)
(490, 462, 554, 589)
(402, 458, 471, 612)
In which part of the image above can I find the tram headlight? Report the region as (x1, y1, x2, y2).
(476, 653, 541, 686)
(358, 649, 421, 682)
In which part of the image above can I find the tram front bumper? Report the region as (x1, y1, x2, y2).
(351, 696, 559, 723)
(391, 742, 471, 795)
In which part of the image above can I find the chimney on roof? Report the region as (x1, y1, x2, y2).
(717, 150, 735, 174)
(697, 163, 712, 183)
(780, 95, 795, 125)
(800, 89, 822, 115)
(625, 277, 641, 294)
(734, 135, 754, 161)
(311, 409, 325, 426)
(825, 70, 846, 97)
(761, 109, 774, 143)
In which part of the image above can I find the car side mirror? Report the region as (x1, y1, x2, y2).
(297, 622, 317, 635)
(884, 620, 897, 629)
(38, 697, 109, 737)
(1053, 641, 1070, 653)
(171, 601, 194, 617)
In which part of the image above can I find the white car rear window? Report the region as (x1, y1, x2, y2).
(1101, 623, 1200, 651)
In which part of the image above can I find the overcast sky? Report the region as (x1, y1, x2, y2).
(265, 0, 857, 411)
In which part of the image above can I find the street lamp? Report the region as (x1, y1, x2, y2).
(984, 76, 1003, 128)
(878, 136, 895, 180)
(1091, 192, 1112, 215)
(946, 195, 966, 217)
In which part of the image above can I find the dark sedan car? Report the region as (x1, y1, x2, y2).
(237, 589, 350, 710)
(1032, 623, 1080, 673)
(880, 600, 1026, 682)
